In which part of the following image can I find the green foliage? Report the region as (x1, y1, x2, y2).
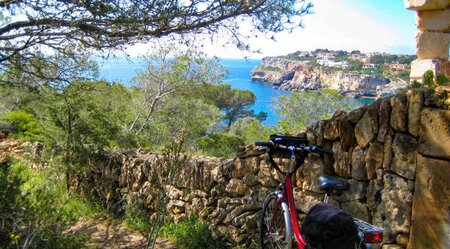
(422, 70, 434, 87)
(437, 74, 450, 85)
(162, 216, 227, 249)
(274, 89, 352, 133)
(0, 110, 39, 140)
(0, 160, 92, 248)
(228, 117, 273, 145)
(195, 83, 266, 128)
(346, 59, 363, 71)
(197, 133, 245, 158)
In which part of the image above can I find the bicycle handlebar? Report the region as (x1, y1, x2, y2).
(254, 141, 332, 155)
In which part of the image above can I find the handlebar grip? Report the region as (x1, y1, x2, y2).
(312, 146, 333, 155)
(255, 141, 274, 147)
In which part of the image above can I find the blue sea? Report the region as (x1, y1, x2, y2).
(97, 58, 372, 126)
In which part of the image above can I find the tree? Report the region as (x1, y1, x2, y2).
(128, 47, 226, 133)
(1, 0, 312, 86)
(274, 89, 352, 132)
(197, 83, 267, 128)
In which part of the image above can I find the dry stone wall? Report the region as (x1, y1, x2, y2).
(81, 87, 450, 249)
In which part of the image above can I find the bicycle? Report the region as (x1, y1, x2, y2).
(255, 134, 384, 249)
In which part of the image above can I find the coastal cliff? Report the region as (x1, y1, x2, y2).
(251, 57, 408, 98)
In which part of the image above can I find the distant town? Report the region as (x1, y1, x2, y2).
(274, 49, 417, 82)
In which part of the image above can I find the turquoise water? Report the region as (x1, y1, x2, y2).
(97, 58, 372, 126)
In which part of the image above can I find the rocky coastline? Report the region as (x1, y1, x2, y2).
(251, 57, 408, 98)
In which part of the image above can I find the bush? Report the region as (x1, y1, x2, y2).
(422, 70, 434, 87)
(437, 74, 450, 86)
(0, 110, 39, 140)
(0, 159, 91, 248)
(196, 133, 245, 158)
(162, 216, 227, 249)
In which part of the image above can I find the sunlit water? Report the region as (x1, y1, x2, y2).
(97, 58, 373, 126)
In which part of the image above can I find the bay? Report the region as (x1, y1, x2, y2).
(97, 57, 372, 126)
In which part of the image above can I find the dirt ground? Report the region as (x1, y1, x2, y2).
(65, 216, 178, 249)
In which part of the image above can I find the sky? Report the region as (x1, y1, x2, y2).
(128, 0, 418, 58)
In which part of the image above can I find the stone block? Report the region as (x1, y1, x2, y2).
(355, 112, 374, 148)
(225, 179, 247, 196)
(383, 134, 394, 171)
(323, 119, 340, 141)
(391, 133, 418, 180)
(415, 31, 450, 60)
(407, 90, 424, 137)
(390, 94, 408, 132)
(417, 8, 450, 31)
(418, 108, 450, 159)
(410, 58, 450, 82)
(407, 155, 450, 249)
(351, 146, 368, 181)
(378, 98, 392, 142)
(405, 0, 450, 10)
(339, 117, 356, 151)
(332, 142, 352, 178)
(365, 142, 384, 180)
(333, 179, 368, 202)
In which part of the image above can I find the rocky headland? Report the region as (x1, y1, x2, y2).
(251, 56, 409, 98)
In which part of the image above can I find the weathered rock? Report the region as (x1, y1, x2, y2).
(378, 98, 392, 142)
(294, 190, 322, 214)
(390, 94, 408, 132)
(225, 179, 247, 196)
(341, 200, 370, 221)
(257, 165, 278, 187)
(407, 90, 424, 137)
(408, 155, 450, 249)
(383, 134, 394, 171)
(415, 31, 450, 60)
(367, 102, 380, 135)
(367, 177, 383, 211)
(233, 157, 260, 178)
(378, 174, 414, 236)
(365, 142, 384, 180)
(167, 200, 186, 214)
(355, 112, 374, 148)
(339, 117, 356, 151)
(315, 121, 326, 146)
(418, 107, 450, 159)
(391, 133, 418, 180)
(332, 142, 352, 178)
(405, 0, 450, 11)
(333, 179, 368, 202)
(382, 245, 403, 249)
(410, 58, 450, 83)
(300, 157, 324, 192)
(347, 107, 366, 124)
(166, 185, 183, 200)
(323, 119, 340, 141)
(242, 173, 260, 187)
(351, 146, 368, 181)
(417, 8, 450, 32)
(397, 234, 410, 248)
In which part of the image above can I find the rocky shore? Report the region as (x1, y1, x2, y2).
(251, 57, 408, 98)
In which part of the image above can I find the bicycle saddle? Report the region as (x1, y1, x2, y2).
(318, 175, 349, 193)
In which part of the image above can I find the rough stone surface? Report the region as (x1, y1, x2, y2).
(332, 142, 352, 178)
(347, 107, 365, 124)
(225, 179, 247, 196)
(323, 119, 340, 141)
(408, 154, 450, 249)
(417, 8, 450, 32)
(383, 135, 394, 171)
(378, 98, 392, 142)
(339, 117, 356, 151)
(351, 146, 368, 181)
(405, 0, 450, 11)
(365, 142, 384, 180)
(355, 112, 374, 148)
(415, 31, 450, 60)
(391, 133, 418, 180)
(418, 108, 450, 159)
(333, 179, 368, 202)
(390, 94, 408, 132)
(407, 90, 424, 137)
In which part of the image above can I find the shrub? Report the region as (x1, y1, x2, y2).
(436, 74, 450, 86)
(196, 133, 245, 158)
(0, 110, 39, 140)
(162, 216, 227, 249)
(422, 70, 434, 87)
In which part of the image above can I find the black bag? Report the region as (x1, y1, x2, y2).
(301, 203, 358, 249)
